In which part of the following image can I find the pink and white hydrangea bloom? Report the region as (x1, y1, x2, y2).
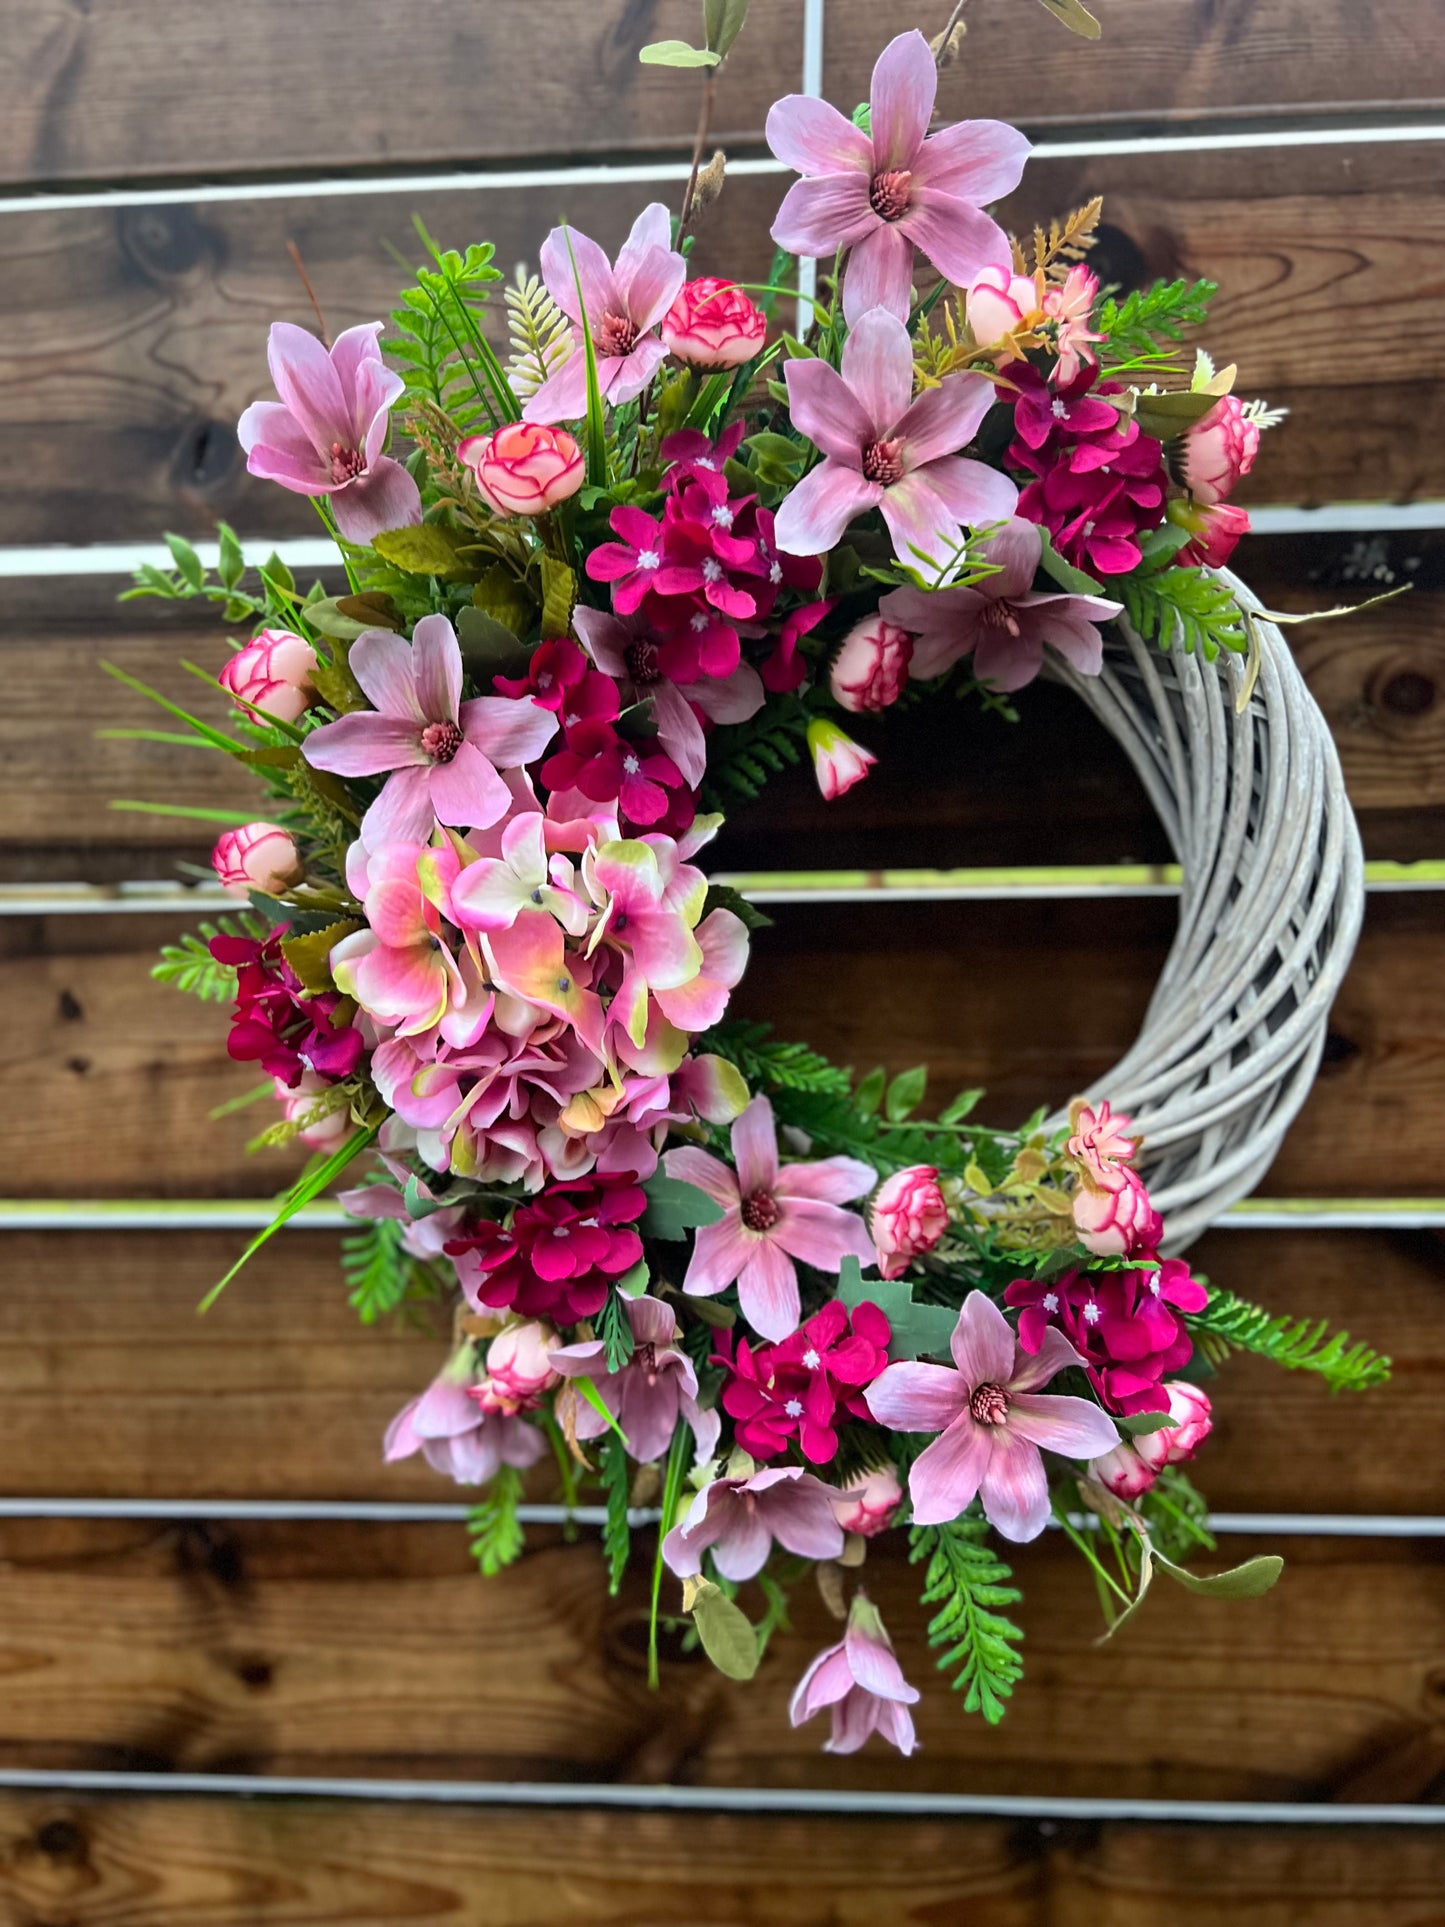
(238, 321, 422, 543)
(551, 1291, 722, 1463)
(866, 1290, 1119, 1539)
(302, 615, 557, 844)
(879, 519, 1121, 691)
(767, 29, 1029, 324)
(789, 1592, 920, 1756)
(524, 203, 686, 423)
(330, 838, 465, 1036)
(776, 308, 1017, 572)
(664, 1094, 876, 1342)
(662, 1463, 846, 1582)
(447, 810, 591, 938)
(383, 1346, 546, 1486)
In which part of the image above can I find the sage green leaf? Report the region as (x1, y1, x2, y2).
(639, 38, 721, 66)
(165, 532, 205, 589)
(304, 598, 376, 642)
(455, 604, 531, 681)
(280, 920, 361, 994)
(372, 524, 475, 580)
(885, 1064, 928, 1122)
(854, 1066, 886, 1117)
(1153, 1551, 1283, 1599)
(539, 555, 577, 639)
(471, 563, 537, 639)
(1035, 0, 1102, 37)
(216, 523, 244, 591)
(837, 1256, 957, 1362)
(703, 0, 750, 57)
(686, 1576, 760, 1679)
(1118, 1409, 1180, 1438)
(641, 1173, 726, 1241)
(1133, 388, 1222, 443)
(1037, 528, 1105, 596)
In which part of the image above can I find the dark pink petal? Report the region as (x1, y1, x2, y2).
(784, 356, 873, 465)
(841, 222, 915, 325)
(895, 371, 998, 468)
(767, 94, 873, 176)
(1007, 1321, 1085, 1393)
(971, 628, 1044, 690)
(977, 1425, 1051, 1542)
(908, 1413, 992, 1525)
(978, 518, 1042, 599)
(911, 117, 1032, 201)
(771, 173, 877, 256)
(869, 29, 936, 171)
(774, 460, 879, 557)
(353, 353, 406, 468)
(901, 189, 1014, 292)
(330, 457, 423, 544)
(302, 710, 425, 777)
(839, 307, 914, 437)
(949, 1292, 1015, 1386)
(866, 1361, 966, 1433)
(427, 740, 512, 831)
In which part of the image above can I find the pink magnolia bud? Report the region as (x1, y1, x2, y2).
(662, 276, 767, 369)
(806, 718, 876, 801)
(474, 1319, 561, 1415)
(211, 821, 303, 897)
(458, 421, 584, 517)
(829, 615, 913, 714)
(830, 1464, 904, 1538)
(871, 1164, 948, 1280)
(218, 628, 318, 725)
(1136, 1381, 1213, 1471)
(1073, 1164, 1159, 1257)
(965, 263, 1040, 347)
(1180, 394, 1259, 506)
(1088, 1440, 1158, 1501)
(1169, 496, 1251, 569)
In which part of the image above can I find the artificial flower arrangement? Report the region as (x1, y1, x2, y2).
(117, 13, 1390, 1752)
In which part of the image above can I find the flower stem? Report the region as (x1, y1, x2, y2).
(543, 1413, 580, 1540)
(648, 1423, 691, 1690)
(678, 71, 716, 239)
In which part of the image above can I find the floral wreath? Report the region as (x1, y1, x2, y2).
(122, 16, 1390, 1749)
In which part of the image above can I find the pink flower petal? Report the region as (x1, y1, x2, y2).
(771, 1196, 876, 1273)
(623, 245, 687, 335)
(1006, 1392, 1119, 1460)
(237, 400, 331, 489)
(908, 1413, 993, 1526)
(977, 1425, 1051, 1542)
(411, 613, 462, 724)
(731, 1095, 780, 1198)
(459, 695, 558, 768)
(841, 221, 915, 324)
(950, 1292, 1016, 1386)
(869, 29, 936, 172)
(426, 739, 512, 831)
(784, 357, 873, 466)
(710, 1504, 775, 1583)
(773, 1153, 877, 1206)
(349, 630, 427, 723)
(865, 1361, 967, 1433)
(648, 681, 708, 789)
(539, 222, 618, 328)
(911, 117, 1032, 201)
(770, 173, 877, 257)
(826, 1686, 882, 1753)
(977, 517, 1042, 598)
(662, 1144, 741, 1209)
(682, 1213, 753, 1298)
(607, 333, 671, 407)
(1027, 602, 1108, 676)
(901, 189, 1014, 292)
(774, 459, 879, 557)
(266, 321, 349, 452)
(839, 307, 915, 437)
(895, 372, 997, 468)
(522, 349, 589, 425)
(331, 456, 423, 544)
(302, 710, 424, 777)
(845, 1625, 920, 1704)
(972, 629, 1043, 691)
(767, 94, 873, 176)
(1008, 1323, 1086, 1392)
(790, 1641, 857, 1720)
(916, 455, 1019, 531)
(571, 605, 631, 678)
(736, 1239, 801, 1342)
(877, 469, 964, 571)
(762, 1483, 847, 1562)
(327, 321, 388, 407)
(360, 766, 435, 846)
(873, 1696, 920, 1756)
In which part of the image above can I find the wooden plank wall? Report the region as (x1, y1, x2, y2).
(3, 2, 1444, 1917)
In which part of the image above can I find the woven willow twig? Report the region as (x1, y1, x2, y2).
(1042, 571, 1365, 1247)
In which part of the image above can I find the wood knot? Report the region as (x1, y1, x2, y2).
(34, 1815, 88, 1863)
(1378, 670, 1436, 718)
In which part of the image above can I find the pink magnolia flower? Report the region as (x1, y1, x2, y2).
(1073, 1164, 1159, 1258)
(383, 1346, 546, 1486)
(776, 308, 1016, 571)
(551, 1291, 721, 1464)
(524, 203, 686, 423)
(458, 421, 584, 516)
(831, 1464, 904, 1538)
(767, 29, 1029, 324)
(881, 518, 1120, 691)
(1169, 496, 1251, 569)
(1088, 1439, 1158, 1501)
(237, 321, 422, 543)
(790, 1592, 919, 1755)
(662, 1463, 845, 1582)
(664, 1094, 876, 1342)
(212, 821, 302, 898)
(302, 615, 557, 845)
(1135, 1381, 1213, 1471)
(829, 614, 914, 713)
(219, 629, 318, 725)
(871, 1164, 949, 1278)
(966, 265, 1041, 348)
(662, 276, 767, 369)
(471, 1320, 561, 1417)
(807, 717, 877, 800)
(866, 1290, 1118, 1539)
(1180, 394, 1259, 506)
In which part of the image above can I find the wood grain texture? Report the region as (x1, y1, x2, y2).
(0, 1226, 1435, 1513)
(0, 1519, 1437, 1800)
(1, 1799, 1442, 1926)
(4, 1, 806, 185)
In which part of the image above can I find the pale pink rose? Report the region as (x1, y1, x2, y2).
(1087, 1440, 1158, 1501)
(211, 821, 303, 897)
(871, 1164, 948, 1279)
(473, 1319, 562, 1416)
(966, 264, 1040, 347)
(662, 276, 767, 369)
(1169, 496, 1251, 569)
(1041, 265, 1103, 385)
(458, 421, 584, 517)
(1073, 1164, 1159, 1257)
(1136, 1381, 1213, 1471)
(1066, 1099, 1137, 1190)
(271, 1072, 348, 1152)
(1180, 395, 1259, 506)
(830, 1464, 904, 1538)
(807, 718, 876, 801)
(219, 628, 318, 724)
(829, 615, 914, 714)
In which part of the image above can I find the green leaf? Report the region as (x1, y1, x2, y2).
(539, 556, 577, 639)
(615, 1259, 650, 1302)
(938, 1086, 984, 1126)
(1035, 0, 1101, 37)
(640, 1172, 725, 1241)
(1097, 278, 1217, 366)
(279, 920, 359, 995)
(152, 914, 263, 1004)
(341, 1215, 420, 1325)
(703, 0, 751, 56)
(455, 604, 532, 681)
(471, 564, 537, 639)
(910, 1517, 1024, 1723)
(854, 1066, 886, 1118)
(165, 532, 205, 590)
(1133, 387, 1223, 442)
(1037, 527, 1105, 596)
(1153, 1550, 1283, 1600)
(1187, 1285, 1391, 1393)
(304, 597, 383, 641)
(1120, 562, 1248, 662)
(702, 1021, 851, 1098)
(467, 1464, 525, 1577)
(885, 1064, 928, 1122)
(575, 1374, 628, 1445)
(702, 882, 773, 933)
(372, 524, 474, 580)
(837, 1257, 957, 1362)
(599, 1436, 632, 1595)
(1118, 1409, 1180, 1438)
(639, 38, 721, 66)
(685, 1576, 760, 1679)
(216, 523, 245, 591)
(562, 227, 608, 484)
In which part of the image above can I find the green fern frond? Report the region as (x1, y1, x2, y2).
(1120, 563, 1247, 661)
(505, 267, 572, 399)
(599, 1437, 631, 1597)
(703, 1021, 853, 1096)
(152, 914, 267, 1003)
(910, 1516, 1024, 1724)
(1097, 277, 1216, 363)
(467, 1463, 526, 1577)
(385, 223, 510, 438)
(698, 696, 812, 810)
(1188, 1286, 1391, 1392)
(339, 1216, 417, 1325)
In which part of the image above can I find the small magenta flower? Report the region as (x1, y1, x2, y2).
(664, 1094, 876, 1341)
(550, 1292, 721, 1464)
(662, 1463, 845, 1582)
(789, 1593, 920, 1756)
(238, 321, 422, 543)
(866, 1290, 1119, 1539)
(767, 29, 1029, 323)
(807, 718, 877, 800)
(302, 615, 557, 845)
(776, 308, 1016, 571)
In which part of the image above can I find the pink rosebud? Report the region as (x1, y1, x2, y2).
(1169, 496, 1251, 569)
(211, 821, 303, 898)
(830, 1464, 904, 1538)
(1088, 1439, 1158, 1501)
(829, 615, 913, 714)
(458, 421, 584, 517)
(807, 718, 876, 801)
(218, 628, 318, 725)
(871, 1164, 948, 1280)
(1073, 1164, 1158, 1257)
(473, 1319, 562, 1416)
(662, 275, 767, 369)
(1136, 1381, 1213, 1471)
(966, 263, 1040, 347)
(271, 1073, 348, 1152)
(1180, 394, 1259, 507)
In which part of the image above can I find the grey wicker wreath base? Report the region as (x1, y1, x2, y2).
(1042, 569, 1364, 1248)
